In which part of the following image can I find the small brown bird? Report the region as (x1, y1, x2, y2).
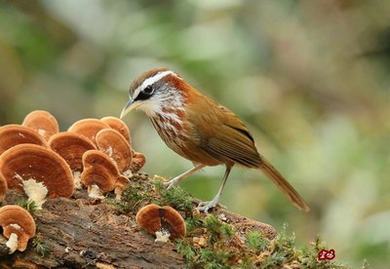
(121, 68, 309, 212)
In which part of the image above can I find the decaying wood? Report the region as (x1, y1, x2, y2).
(0, 178, 276, 269)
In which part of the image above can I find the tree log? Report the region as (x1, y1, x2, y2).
(0, 178, 276, 269)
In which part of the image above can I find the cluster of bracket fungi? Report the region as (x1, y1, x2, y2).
(0, 110, 186, 255)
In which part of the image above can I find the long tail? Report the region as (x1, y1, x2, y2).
(259, 157, 310, 212)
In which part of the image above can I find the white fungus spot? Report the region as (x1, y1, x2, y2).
(122, 169, 133, 178)
(88, 184, 105, 199)
(155, 229, 171, 243)
(106, 146, 113, 157)
(38, 129, 46, 137)
(6, 233, 18, 254)
(22, 178, 48, 209)
(9, 224, 22, 231)
(73, 171, 82, 189)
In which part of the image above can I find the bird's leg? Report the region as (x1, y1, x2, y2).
(197, 166, 232, 213)
(165, 164, 206, 189)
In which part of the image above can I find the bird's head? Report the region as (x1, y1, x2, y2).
(120, 68, 189, 119)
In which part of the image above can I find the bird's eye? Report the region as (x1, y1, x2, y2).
(134, 85, 155, 102)
(143, 85, 154, 95)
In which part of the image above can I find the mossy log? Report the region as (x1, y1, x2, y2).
(0, 176, 276, 269)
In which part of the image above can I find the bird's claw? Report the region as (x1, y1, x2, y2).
(163, 178, 179, 190)
(197, 199, 219, 213)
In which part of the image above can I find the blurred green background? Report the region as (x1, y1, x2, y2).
(0, 0, 389, 267)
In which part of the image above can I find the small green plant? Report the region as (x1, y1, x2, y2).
(203, 214, 234, 243)
(176, 214, 237, 268)
(16, 198, 39, 214)
(245, 231, 268, 252)
(32, 236, 50, 257)
(185, 215, 203, 233)
(176, 239, 197, 266)
(107, 182, 153, 214)
(199, 248, 231, 269)
(176, 238, 233, 269)
(154, 180, 193, 212)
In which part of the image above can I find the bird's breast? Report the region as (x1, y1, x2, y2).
(150, 112, 188, 149)
(150, 112, 221, 166)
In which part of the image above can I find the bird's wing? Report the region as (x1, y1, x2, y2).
(186, 95, 262, 168)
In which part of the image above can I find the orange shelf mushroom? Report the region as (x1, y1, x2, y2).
(95, 128, 133, 174)
(68, 119, 110, 145)
(22, 110, 59, 141)
(0, 173, 6, 202)
(101, 116, 131, 143)
(0, 124, 47, 155)
(0, 144, 74, 208)
(49, 132, 96, 189)
(81, 150, 129, 199)
(0, 205, 36, 254)
(130, 151, 146, 173)
(136, 204, 186, 242)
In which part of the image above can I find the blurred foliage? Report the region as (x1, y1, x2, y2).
(0, 0, 389, 267)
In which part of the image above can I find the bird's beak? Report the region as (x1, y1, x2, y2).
(120, 99, 138, 119)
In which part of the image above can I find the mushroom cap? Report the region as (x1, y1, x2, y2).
(68, 119, 110, 144)
(0, 205, 36, 251)
(0, 124, 47, 155)
(95, 128, 133, 173)
(0, 174, 6, 202)
(22, 110, 59, 141)
(130, 151, 146, 173)
(101, 116, 131, 142)
(81, 150, 123, 192)
(48, 132, 96, 172)
(136, 204, 186, 239)
(0, 144, 74, 198)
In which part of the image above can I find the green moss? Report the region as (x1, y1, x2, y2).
(185, 215, 203, 233)
(259, 227, 350, 269)
(176, 220, 352, 269)
(199, 248, 232, 269)
(32, 235, 50, 257)
(203, 214, 234, 243)
(176, 240, 197, 267)
(176, 238, 233, 269)
(245, 231, 268, 252)
(176, 214, 237, 268)
(154, 180, 193, 212)
(106, 177, 353, 268)
(16, 198, 39, 214)
(108, 178, 194, 214)
(107, 180, 154, 214)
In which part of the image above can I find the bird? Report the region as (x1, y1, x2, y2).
(120, 67, 310, 212)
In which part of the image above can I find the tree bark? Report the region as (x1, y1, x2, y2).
(0, 187, 276, 269)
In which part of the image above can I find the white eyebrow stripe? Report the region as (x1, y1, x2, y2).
(133, 70, 175, 98)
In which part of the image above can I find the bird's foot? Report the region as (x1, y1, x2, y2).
(197, 197, 220, 213)
(163, 177, 180, 190)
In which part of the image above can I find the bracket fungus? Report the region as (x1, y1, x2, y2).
(22, 110, 59, 141)
(68, 119, 110, 144)
(130, 151, 146, 173)
(49, 132, 96, 189)
(0, 144, 74, 208)
(81, 150, 129, 199)
(101, 116, 131, 142)
(0, 124, 47, 155)
(0, 205, 36, 253)
(136, 204, 186, 241)
(0, 175, 6, 202)
(95, 128, 133, 174)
